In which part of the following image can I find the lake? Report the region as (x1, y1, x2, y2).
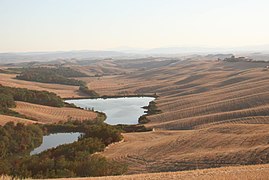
(30, 132, 82, 155)
(31, 96, 154, 155)
(65, 96, 155, 125)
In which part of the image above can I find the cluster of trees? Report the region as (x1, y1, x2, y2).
(43, 119, 122, 145)
(0, 120, 127, 178)
(0, 85, 64, 119)
(115, 124, 152, 132)
(16, 67, 87, 86)
(0, 122, 43, 175)
(15, 67, 100, 97)
(0, 92, 25, 118)
(139, 101, 161, 124)
(20, 153, 126, 178)
(0, 68, 24, 74)
(0, 94, 15, 109)
(0, 85, 64, 108)
(79, 84, 99, 97)
(0, 122, 43, 158)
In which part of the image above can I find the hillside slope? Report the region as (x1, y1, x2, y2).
(11, 101, 97, 124)
(0, 73, 82, 98)
(46, 164, 269, 180)
(0, 114, 41, 125)
(2, 59, 269, 176)
(83, 60, 269, 173)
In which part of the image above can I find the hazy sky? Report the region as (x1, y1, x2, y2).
(0, 0, 269, 52)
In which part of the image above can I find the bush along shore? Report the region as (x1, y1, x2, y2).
(139, 101, 162, 124)
(0, 81, 157, 178)
(0, 119, 127, 179)
(0, 106, 153, 178)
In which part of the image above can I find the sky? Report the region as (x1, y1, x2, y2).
(0, 0, 269, 52)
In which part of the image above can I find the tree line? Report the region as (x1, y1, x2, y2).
(0, 85, 64, 119)
(0, 85, 64, 108)
(15, 67, 100, 97)
(16, 67, 87, 86)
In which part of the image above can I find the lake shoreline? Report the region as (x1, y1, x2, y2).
(30, 132, 82, 155)
(63, 94, 158, 101)
(32, 96, 158, 155)
(66, 96, 155, 125)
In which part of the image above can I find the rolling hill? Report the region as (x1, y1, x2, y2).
(1, 57, 269, 178)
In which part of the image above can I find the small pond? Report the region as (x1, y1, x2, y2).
(65, 96, 155, 125)
(30, 132, 82, 155)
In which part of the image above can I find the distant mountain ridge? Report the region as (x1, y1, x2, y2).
(1, 44, 269, 64)
(117, 45, 269, 54)
(0, 50, 130, 63)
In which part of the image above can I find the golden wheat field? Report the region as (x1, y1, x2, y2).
(10, 101, 97, 124)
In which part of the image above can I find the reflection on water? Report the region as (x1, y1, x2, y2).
(30, 132, 82, 155)
(66, 97, 155, 125)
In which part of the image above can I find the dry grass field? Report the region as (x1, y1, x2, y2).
(0, 114, 41, 126)
(74, 59, 269, 174)
(45, 164, 269, 180)
(1, 164, 268, 179)
(1, 58, 269, 178)
(11, 101, 97, 124)
(2, 165, 269, 180)
(0, 73, 83, 98)
(102, 124, 269, 173)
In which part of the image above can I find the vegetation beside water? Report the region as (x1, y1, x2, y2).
(0, 82, 154, 178)
(0, 122, 43, 175)
(139, 101, 161, 124)
(115, 124, 152, 132)
(0, 119, 127, 179)
(0, 122, 43, 159)
(79, 84, 99, 97)
(0, 84, 127, 178)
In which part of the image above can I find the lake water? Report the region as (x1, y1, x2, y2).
(31, 97, 154, 155)
(66, 97, 155, 125)
(30, 132, 82, 155)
